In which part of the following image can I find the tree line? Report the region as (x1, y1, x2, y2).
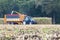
(0, 0, 60, 24)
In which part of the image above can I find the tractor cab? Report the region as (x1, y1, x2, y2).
(23, 16, 37, 24)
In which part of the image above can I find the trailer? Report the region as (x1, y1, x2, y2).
(4, 11, 37, 24)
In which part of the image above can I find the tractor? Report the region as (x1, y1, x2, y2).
(4, 11, 37, 24)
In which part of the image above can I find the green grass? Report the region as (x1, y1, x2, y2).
(0, 18, 4, 24)
(0, 20, 3, 24)
(33, 17, 52, 24)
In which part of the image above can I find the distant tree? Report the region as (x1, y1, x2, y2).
(42, 0, 60, 24)
(0, 0, 43, 17)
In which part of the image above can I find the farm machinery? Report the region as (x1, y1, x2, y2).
(4, 11, 37, 24)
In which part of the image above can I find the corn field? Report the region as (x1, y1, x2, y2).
(0, 24, 60, 40)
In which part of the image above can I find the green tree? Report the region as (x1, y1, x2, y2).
(42, 0, 60, 24)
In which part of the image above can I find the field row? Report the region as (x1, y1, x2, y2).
(0, 17, 52, 24)
(0, 25, 60, 40)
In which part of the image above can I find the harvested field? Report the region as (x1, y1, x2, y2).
(0, 17, 52, 24)
(0, 24, 60, 40)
